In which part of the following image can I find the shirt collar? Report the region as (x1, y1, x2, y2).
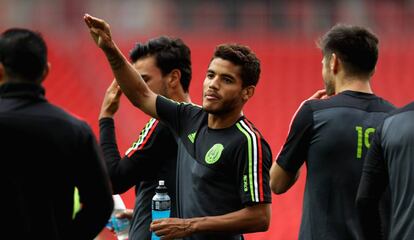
(0, 82, 46, 100)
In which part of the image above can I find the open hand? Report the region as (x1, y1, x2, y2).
(83, 14, 114, 51)
(99, 80, 122, 119)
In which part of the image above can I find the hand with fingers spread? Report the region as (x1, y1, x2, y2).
(150, 218, 195, 240)
(308, 89, 329, 100)
(83, 14, 115, 51)
(99, 80, 123, 119)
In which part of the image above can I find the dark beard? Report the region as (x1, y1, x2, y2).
(203, 98, 241, 116)
(325, 80, 335, 96)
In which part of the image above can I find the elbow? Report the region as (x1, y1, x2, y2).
(255, 211, 270, 232)
(129, 88, 152, 109)
(256, 214, 270, 232)
(269, 163, 298, 194)
(270, 179, 288, 195)
(252, 204, 271, 232)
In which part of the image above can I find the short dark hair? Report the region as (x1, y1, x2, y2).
(212, 44, 261, 88)
(129, 36, 192, 92)
(318, 24, 379, 76)
(0, 28, 47, 82)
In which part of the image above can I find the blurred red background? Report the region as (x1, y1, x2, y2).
(43, 33, 413, 240)
(2, 0, 414, 239)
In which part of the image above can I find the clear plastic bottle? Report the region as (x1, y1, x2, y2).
(151, 180, 171, 240)
(108, 194, 130, 240)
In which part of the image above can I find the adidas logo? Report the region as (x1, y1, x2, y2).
(188, 131, 197, 143)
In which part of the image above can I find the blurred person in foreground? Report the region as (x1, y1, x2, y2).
(0, 28, 113, 239)
(84, 14, 272, 240)
(356, 101, 414, 240)
(269, 24, 395, 239)
(99, 36, 192, 240)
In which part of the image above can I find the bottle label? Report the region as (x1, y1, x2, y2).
(152, 200, 170, 211)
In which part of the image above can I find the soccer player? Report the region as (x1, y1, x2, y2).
(84, 14, 271, 240)
(356, 101, 414, 240)
(0, 28, 113, 239)
(99, 36, 192, 240)
(269, 24, 395, 239)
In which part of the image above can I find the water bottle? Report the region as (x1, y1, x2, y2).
(151, 180, 171, 240)
(107, 195, 130, 240)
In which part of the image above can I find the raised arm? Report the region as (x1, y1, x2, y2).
(83, 14, 158, 118)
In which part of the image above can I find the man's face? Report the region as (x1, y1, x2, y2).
(133, 55, 168, 97)
(202, 58, 245, 115)
(322, 56, 335, 96)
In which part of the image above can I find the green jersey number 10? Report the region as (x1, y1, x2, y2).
(355, 126, 375, 159)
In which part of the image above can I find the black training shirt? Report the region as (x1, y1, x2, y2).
(156, 96, 272, 240)
(277, 90, 395, 240)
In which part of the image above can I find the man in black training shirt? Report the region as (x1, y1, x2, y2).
(269, 24, 395, 239)
(357, 102, 414, 240)
(84, 14, 272, 240)
(0, 28, 113, 239)
(99, 36, 192, 240)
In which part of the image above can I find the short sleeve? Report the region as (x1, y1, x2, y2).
(156, 95, 204, 138)
(156, 95, 181, 132)
(235, 120, 272, 205)
(276, 101, 314, 173)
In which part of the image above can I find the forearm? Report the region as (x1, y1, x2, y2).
(99, 118, 128, 193)
(103, 44, 158, 118)
(190, 204, 271, 234)
(270, 162, 298, 194)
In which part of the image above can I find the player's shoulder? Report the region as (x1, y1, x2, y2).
(234, 118, 269, 145)
(144, 118, 173, 137)
(384, 101, 414, 122)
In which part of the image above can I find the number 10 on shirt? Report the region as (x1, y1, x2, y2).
(355, 126, 375, 159)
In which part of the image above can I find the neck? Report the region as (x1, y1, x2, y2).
(336, 76, 373, 94)
(208, 109, 243, 129)
(169, 92, 191, 103)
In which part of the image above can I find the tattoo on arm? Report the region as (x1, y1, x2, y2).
(106, 52, 125, 71)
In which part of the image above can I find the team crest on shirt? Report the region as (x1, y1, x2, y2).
(188, 131, 197, 143)
(205, 143, 224, 164)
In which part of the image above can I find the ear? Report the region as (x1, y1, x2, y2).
(242, 85, 255, 102)
(167, 69, 181, 89)
(330, 53, 339, 74)
(38, 62, 51, 84)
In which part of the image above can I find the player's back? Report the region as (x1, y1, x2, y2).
(300, 90, 394, 240)
(0, 85, 111, 239)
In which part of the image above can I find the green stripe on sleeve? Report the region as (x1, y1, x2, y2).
(236, 123, 254, 202)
